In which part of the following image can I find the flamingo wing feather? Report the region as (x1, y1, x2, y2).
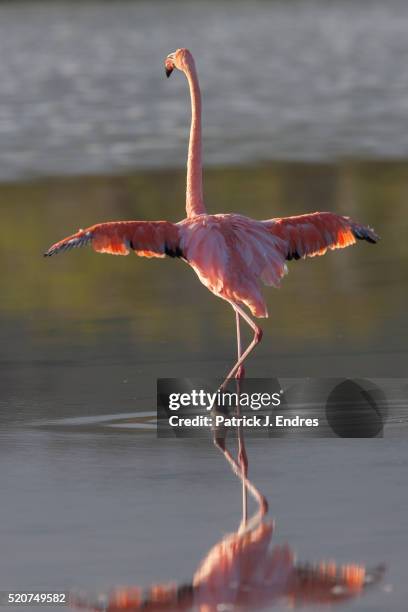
(43, 230, 93, 257)
(44, 221, 181, 259)
(264, 212, 379, 260)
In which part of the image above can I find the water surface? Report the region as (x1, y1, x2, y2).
(1, 0, 408, 180)
(0, 162, 407, 610)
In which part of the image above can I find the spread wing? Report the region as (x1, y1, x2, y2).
(44, 221, 182, 259)
(263, 212, 379, 261)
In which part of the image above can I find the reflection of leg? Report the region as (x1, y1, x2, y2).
(234, 307, 248, 530)
(214, 302, 266, 529)
(220, 303, 263, 391)
(214, 435, 268, 531)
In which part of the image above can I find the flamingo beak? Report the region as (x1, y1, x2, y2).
(165, 56, 175, 78)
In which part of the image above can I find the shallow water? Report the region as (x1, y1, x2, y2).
(0, 162, 407, 610)
(1, 0, 408, 180)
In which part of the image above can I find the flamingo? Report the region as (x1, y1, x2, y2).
(45, 48, 379, 526)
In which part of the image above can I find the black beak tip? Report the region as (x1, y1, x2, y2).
(165, 67, 173, 78)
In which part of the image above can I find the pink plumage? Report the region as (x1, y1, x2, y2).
(45, 210, 378, 319)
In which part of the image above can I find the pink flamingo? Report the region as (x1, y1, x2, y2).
(45, 48, 379, 524)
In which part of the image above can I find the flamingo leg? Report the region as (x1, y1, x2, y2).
(234, 308, 248, 529)
(220, 303, 263, 391)
(212, 302, 264, 529)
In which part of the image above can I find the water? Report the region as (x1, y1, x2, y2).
(0, 0, 407, 609)
(0, 162, 407, 610)
(1, 1, 408, 180)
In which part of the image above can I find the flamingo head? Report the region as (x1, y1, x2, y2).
(165, 48, 194, 77)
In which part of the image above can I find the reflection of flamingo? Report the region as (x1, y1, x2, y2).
(45, 48, 379, 524)
(71, 446, 383, 612)
(71, 534, 381, 612)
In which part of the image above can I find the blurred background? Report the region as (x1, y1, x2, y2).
(0, 1, 407, 610)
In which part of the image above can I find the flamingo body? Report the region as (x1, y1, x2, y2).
(45, 211, 378, 319)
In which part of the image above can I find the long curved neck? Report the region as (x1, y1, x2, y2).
(184, 60, 206, 218)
